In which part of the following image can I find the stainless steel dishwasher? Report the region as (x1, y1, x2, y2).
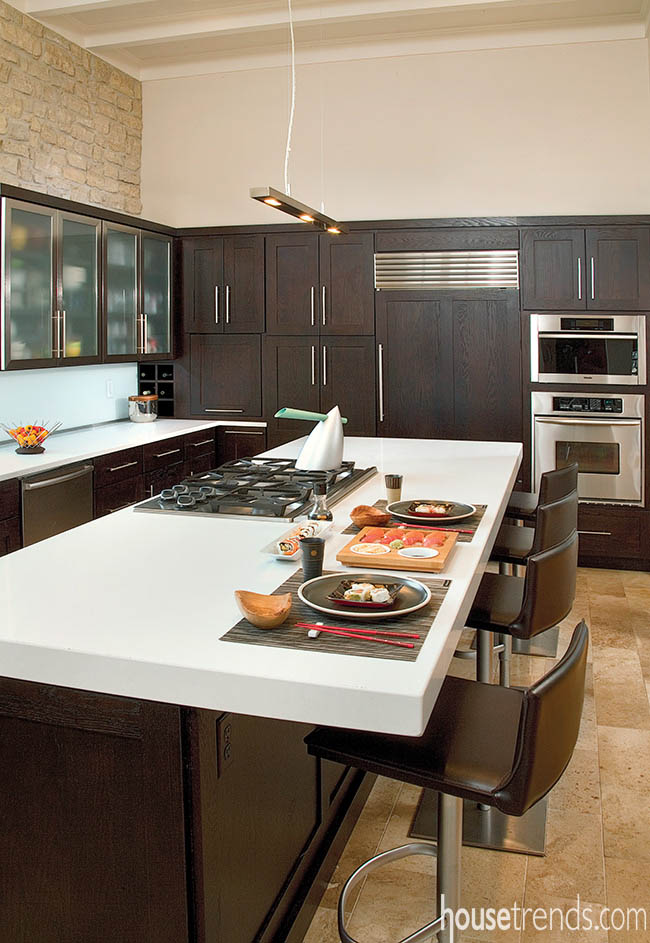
(22, 463, 94, 547)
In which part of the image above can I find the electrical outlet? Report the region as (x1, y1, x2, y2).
(216, 713, 234, 777)
(105, 379, 114, 399)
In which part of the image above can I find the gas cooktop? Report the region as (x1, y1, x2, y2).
(134, 457, 377, 521)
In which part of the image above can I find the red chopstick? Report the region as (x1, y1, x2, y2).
(297, 621, 419, 639)
(301, 625, 414, 649)
(388, 521, 474, 534)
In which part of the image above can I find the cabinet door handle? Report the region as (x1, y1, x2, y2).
(109, 460, 139, 472)
(225, 285, 230, 324)
(143, 312, 148, 353)
(322, 285, 326, 326)
(311, 345, 316, 385)
(154, 448, 181, 458)
(61, 309, 66, 357)
(215, 285, 219, 324)
(310, 286, 315, 327)
(578, 530, 612, 537)
(378, 343, 385, 422)
(137, 316, 144, 355)
(590, 257, 595, 300)
(577, 258, 582, 300)
(322, 345, 327, 386)
(190, 439, 214, 447)
(53, 310, 61, 358)
(224, 430, 265, 435)
(205, 408, 244, 413)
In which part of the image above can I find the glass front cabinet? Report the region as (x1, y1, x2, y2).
(1, 198, 173, 369)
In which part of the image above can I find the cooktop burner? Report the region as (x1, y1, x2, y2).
(134, 457, 377, 521)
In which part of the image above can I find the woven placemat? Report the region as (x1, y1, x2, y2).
(342, 500, 487, 543)
(221, 569, 451, 662)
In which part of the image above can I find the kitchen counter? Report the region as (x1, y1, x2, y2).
(0, 435, 521, 736)
(0, 418, 266, 482)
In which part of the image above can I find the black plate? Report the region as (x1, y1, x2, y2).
(387, 499, 476, 524)
(298, 572, 431, 621)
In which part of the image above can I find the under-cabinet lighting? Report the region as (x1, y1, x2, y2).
(250, 187, 348, 234)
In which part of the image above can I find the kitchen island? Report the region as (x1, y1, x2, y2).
(0, 436, 521, 943)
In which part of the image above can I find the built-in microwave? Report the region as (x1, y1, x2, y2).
(530, 314, 646, 385)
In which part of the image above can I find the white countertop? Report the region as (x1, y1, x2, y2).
(0, 436, 521, 735)
(0, 418, 266, 481)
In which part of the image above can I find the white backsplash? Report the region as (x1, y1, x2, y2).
(0, 363, 138, 431)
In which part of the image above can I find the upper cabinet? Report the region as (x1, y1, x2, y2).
(521, 226, 650, 311)
(104, 224, 172, 362)
(265, 232, 374, 335)
(182, 235, 264, 333)
(1, 194, 174, 369)
(2, 199, 101, 369)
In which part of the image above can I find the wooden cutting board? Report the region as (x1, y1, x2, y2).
(336, 526, 458, 573)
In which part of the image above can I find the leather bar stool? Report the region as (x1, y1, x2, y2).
(306, 622, 589, 943)
(504, 462, 578, 525)
(489, 490, 578, 677)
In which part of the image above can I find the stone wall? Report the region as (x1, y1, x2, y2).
(0, 0, 141, 215)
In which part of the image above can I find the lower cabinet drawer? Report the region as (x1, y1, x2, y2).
(184, 430, 216, 461)
(0, 516, 21, 556)
(145, 465, 188, 498)
(95, 476, 145, 518)
(185, 453, 214, 478)
(94, 448, 143, 488)
(143, 437, 186, 473)
(578, 505, 642, 559)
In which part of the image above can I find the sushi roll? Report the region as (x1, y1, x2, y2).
(370, 587, 391, 604)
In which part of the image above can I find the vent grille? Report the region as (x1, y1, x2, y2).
(375, 250, 519, 290)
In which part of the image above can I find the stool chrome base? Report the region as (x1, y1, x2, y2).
(470, 625, 560, 660)
(338, 794, 463, 943)
(410, 789, 547, 857)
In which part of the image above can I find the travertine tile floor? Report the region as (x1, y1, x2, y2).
(302, 567, 650, 942)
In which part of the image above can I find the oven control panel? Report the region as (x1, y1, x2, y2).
(552, 397, 624, 413)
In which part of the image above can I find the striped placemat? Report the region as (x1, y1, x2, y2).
(221, 569, 451, 662)
(342, 500, 487, 543)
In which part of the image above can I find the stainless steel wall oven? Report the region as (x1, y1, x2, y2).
(530, 314, 646, 385)
(532, 392, 644, 505)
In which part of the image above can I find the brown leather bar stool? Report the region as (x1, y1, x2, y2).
(489, 490, 578, 679)
(306, 622, 589, 943)
(504, 462, 578, 525)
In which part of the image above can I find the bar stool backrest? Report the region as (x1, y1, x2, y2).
(496, 620, 588, 816)
(509, 531, 578, 640)
(531, 490, 578, 555)
(538, 463, 579, 505)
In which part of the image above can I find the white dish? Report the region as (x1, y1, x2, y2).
(350, 543, 390, 556)
(398, 546, 438, 559)
(261, 521, 331, 560)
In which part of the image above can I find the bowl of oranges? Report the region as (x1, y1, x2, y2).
(2, 421, 62, 454)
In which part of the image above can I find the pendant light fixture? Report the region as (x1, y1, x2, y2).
(249, 0, 347, 235)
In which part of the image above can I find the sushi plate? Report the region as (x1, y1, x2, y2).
(261, 521, 331, 561)
(298, 572, 431, 621)
(387, 500, 476, 524)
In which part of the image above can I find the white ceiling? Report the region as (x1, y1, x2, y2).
(12, 0, 650, 79)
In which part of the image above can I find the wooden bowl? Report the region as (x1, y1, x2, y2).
(350, 504, 392, 528)
(234, 590, 292, 629)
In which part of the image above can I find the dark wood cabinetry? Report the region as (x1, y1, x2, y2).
(319, 232, 375, 335)
(182, 235, 265, 334)
(0, 515, 21, 556)
(95, 474, 145, 517)
(521, 226, 650, 310)
(216, 426, 267, 463)
(190, 334, 262, 418)
(0, 678, 188, 943)
(94, 446, 144, 488)
(320, 336, 376, 435)
(577, 504, 644, 562)
(265, 233, 320, 335)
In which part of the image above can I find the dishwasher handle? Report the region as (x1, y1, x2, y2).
(23, 464, 94, 491)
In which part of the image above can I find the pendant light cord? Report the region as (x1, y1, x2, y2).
(284, 0, 296, 196)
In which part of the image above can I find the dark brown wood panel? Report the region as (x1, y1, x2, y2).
(95, 474, 145, 517)
(263, 335, 321, 443)
(375, 292, 454, 439)
(265, 233, 319, 334)
(319, 232, 374, 335)
(184, 710, 318, 943)
(0, 678, 188, 943)
(184, 451, 215, 477)
(586, 227, 650, 310)
(520, 228, 585, 310)
(451, 291, 522, 442)
(182, 236, 223, 332)
(93, 446, 143, 488)
(143, 435, 186, 473)
(0, 477, 20, 521)
(190, 333, 262, 417)
(320, 336, 376, 437)
(375, 228, 519, 252)
(578, 504, 642, 559)
(216, 427, 267, 463)
(0, 516, 21, 556)
(183, 429, 216, 461)
(224, 235, 265, 333)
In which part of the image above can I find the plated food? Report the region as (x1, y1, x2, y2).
(261, 521, 331, 560)
(298, 571, 431, 621)
(387, 499, 476, 524)
(336, 525, 458, 573)
(356, 525, 447, 552)
(327, 579, 402, 610)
